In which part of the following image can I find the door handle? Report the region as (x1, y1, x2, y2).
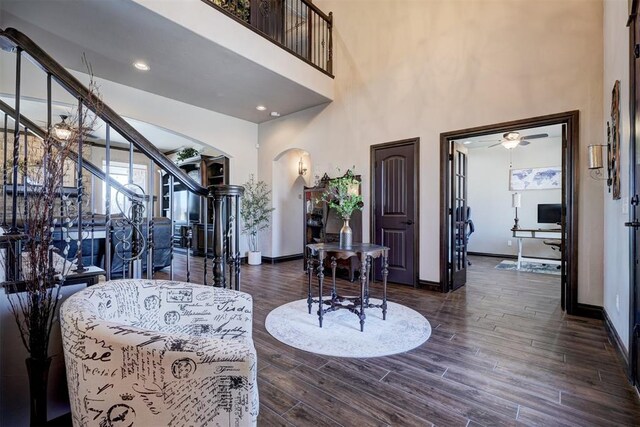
(402, 220, 414, 225)
(624, 221, 640, 228)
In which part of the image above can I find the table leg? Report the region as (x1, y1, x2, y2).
(365, 255, 371, 305)
(517, 238, 523, 270)
(382, 250, 389, 321)
(306, 254, 313, 314)
(331, 256, 337, 301)
(359, 254, 369, 332)
(317, 252, 325, 328)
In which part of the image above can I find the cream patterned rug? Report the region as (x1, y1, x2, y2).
(265, 298, 431, 358)
(495, 260, 561, 276)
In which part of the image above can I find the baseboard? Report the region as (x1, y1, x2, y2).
(418, 279, 442, 292)
(468, 251, 517, 259)
(574, 303, 603, 320)
(261, 254, 304, 264)
(603, 308, 630, 377)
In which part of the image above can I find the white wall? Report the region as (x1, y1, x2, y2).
(603, 0, 631, 350)
(258, 0, 604, 306)
(467, 138, 562, 258)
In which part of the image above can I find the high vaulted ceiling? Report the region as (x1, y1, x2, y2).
(0, 0, 332, 123)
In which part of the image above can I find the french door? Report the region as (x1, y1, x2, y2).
(450, 143, 468, 291)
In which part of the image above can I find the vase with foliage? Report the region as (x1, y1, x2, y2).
(4, 67, 101, 426)
(323, 167, 363, 249)
(240, 175, 275, 265)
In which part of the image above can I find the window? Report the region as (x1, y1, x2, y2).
(102, 161, 148, 215)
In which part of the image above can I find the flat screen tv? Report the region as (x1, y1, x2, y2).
(537, 203, 561, 224)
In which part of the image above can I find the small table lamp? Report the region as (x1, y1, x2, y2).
(512, 192, 521, 229)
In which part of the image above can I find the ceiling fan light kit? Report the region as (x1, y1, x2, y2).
(53, 115, 72, 140)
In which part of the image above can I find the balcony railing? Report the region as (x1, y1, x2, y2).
(202, 0, 333, 77)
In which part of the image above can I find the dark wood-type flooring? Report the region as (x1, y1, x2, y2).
(155, 255, 640, 426)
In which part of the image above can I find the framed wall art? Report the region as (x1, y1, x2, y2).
(509, 166, 562, 191)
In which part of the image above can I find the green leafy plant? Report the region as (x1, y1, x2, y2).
(176, 147, 200, 162)
(322, 167, 363, 219)
(240, 175, 275, 252)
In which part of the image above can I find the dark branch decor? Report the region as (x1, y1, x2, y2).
(3, 58, 102, 426)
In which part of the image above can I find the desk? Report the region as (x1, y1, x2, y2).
(511, 228, 562, 270)
(306, 243, 389, 332)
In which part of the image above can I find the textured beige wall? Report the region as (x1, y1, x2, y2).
(258, 0, 605, 305)
(603, 0, 630, 349)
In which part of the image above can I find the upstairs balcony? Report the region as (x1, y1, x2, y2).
(0, 0, 334, 123)
(203, 0, 333, 76)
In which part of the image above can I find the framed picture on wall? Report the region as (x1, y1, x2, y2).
(509, 166, 561, 191)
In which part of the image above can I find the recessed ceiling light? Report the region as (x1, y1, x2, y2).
(256, 105, 267, 111)
(270, 111, 280, 117)
(133, 61, 150, 71)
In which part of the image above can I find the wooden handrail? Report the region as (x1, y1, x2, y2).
(0, 27, 209, 197)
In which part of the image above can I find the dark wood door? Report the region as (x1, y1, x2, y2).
(372, 142, 417, 286)
(450, 143, 468, 290)
(629, 5, 640, 392)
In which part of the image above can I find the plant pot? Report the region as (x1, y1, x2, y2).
(26, 356, 52, 427)
(248, 251, 262, 265)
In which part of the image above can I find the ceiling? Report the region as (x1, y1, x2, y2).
(457, 124, 563, 150)
(0, 0, 331, 123)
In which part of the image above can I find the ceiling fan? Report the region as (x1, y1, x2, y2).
(487, 131, 549, 149)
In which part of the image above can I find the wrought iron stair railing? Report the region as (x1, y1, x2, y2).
(0, 27, 244, 291)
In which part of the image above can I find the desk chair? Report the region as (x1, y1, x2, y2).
(455, 206, 475, 266)
(543, 240, 562, 269)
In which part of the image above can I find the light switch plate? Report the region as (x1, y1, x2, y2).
(623, 197, 629, 215)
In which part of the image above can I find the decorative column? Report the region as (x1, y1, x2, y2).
(209, 185, 244, 290)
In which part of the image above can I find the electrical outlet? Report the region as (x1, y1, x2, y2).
(616, 294, 620, 312)
(507, 240, 512, 247)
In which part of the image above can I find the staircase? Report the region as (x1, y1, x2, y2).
(0, 27, 244, 291)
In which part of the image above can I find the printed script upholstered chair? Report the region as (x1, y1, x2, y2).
(60, 279, 258, 427)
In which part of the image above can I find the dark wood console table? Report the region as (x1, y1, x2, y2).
(306, 243, 389, 332)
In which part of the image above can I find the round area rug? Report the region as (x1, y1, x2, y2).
(265, 298, 431, 358)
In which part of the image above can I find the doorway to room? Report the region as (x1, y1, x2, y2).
(440, 112, 582, 315)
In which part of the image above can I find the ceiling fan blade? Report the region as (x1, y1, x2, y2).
(521, 133, 548, 140)
(519, 140, 531, 146)
(488, 142, 502, 148)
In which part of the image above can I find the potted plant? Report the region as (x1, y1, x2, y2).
(240, 175, 275, 265)
(176, 147, 201, 162)
(323, 167, 363, 249)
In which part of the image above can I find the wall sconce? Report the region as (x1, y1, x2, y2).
(512, 192, 521, 230)
(588, 144, 612, 189)
(298, 157, 307, 176)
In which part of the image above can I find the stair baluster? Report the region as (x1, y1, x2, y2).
(3, 113, 7, 226)
(203, 196, 208, 285)
(169, 175, 174, 281)
(74, 100, 85, 273)
(10, 47, 21, 235)
(104, 124, 112, 281)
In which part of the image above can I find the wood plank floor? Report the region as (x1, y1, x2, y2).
(155, 255, 640, 426)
